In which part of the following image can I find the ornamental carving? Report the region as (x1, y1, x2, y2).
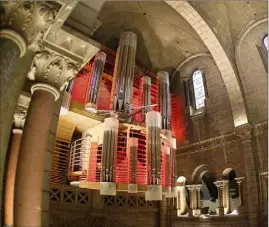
(0, 2, 58, 47)
(13, 108, 27, 129)
(235, 123, 253, 142)
(177, 132, 237, 154)
(28, 49, 80, 91)
(253, 121, 268, 136)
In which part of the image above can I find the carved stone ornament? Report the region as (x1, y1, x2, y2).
(235, 123, 253, 142)
(253, 121, 268, 136)
(27, 49, 80, 93)
(0, 1, 58, 56)
(13, 108, 27, 129)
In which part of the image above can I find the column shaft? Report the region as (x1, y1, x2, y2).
(4, 130, 22, 227)
(14, 89, 55, 227)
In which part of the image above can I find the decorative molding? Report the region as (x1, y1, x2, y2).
(177, 132, 237, 154)
(17, 93, 31, 109)
(253, 121, 268, 136)
(27, 48, 80, 92)
(31, 83, 60, 100)
(13, 108, 27, 129)
(0, 1, 58, 55)
(235, 123, 253, 142)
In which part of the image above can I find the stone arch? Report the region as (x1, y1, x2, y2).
(222, 168, 239, 199)
(192, 165, 218, 201)
(166, 1, 248, 127)
(235, 18, 268, 124)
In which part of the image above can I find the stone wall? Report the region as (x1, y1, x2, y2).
(174, 55, 234, 144)
(236, 19, 268, 124)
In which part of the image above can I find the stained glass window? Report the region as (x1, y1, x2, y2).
(263, 35, 268, 51)
(192, 70, 205, 109)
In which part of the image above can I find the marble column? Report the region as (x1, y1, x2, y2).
(236, 124, 259, 226)
(0, 3, 57, 218)
(214, 180, 226, 215)
(4, 109, 26, 227)
(14, 50, 79, 227)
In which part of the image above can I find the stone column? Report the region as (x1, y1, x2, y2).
(0, 3, 57, 218)
(159, 196, 168, 227)
(235, 177, 245, 211)
(214, 180, 226, 215)
(186, 185, 195, 216)
(14, 50, 79, 227)
(236, 124, 259, 226)
(195, 184, 203, 215)
(4, 109, 26, 227)
(182, 76, 190, 107)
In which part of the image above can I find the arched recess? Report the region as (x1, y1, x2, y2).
(235, 18, 268, 124)
(166, 1, 248, 127)
(222, 168, 240, 213)
(192, 165, 218, 202)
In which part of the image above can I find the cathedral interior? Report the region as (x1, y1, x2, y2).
(0, 1, 268, 227)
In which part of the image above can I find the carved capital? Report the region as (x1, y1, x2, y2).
(235, 177, 245, 184)
(13, 108, 27, 129)
(28, 49, 80, 92)
(253, 121, 268, 136)
(235, 123, 253, 142)
(0, 2, 58, 55)
(214, 180, 227, 188)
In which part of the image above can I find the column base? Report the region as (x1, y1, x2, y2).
(217, 207, 225, 216)
(193, 209, 202, 216)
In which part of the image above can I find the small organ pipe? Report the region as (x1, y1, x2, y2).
(143, 76, 151, 114)
(158, 71, 171, 130)
(101, 118, 119, 182)
(113, 32, 137, 112)
(128, 138, 138, 184)
(146, 111, 161, 185)
(86, 52, 106, 111)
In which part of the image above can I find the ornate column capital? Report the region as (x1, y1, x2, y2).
(13, 108, 27, 130)
(186, 185, 196, 191)
(181, 74, 189, 83)
(235, 177, 245, 184)
(253, 121, 268, 136)
(214, 180, 227, 188)
(0, 2, 58, 56)
(27, 49, 80, 98)
(235, 123, 253, 142)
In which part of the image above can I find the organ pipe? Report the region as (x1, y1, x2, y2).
(146, 111, 161, 185)
(113, 32, 137, 112)
(142, 76, 151, 115)
(60, 80, 74, 115)
(85, 52, 106, 112)
(101, 117, 119, 182)
(128, 137, 138, 184)
(158, 71, 171, 130)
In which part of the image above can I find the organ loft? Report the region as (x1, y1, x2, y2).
(0, 1, 268, 227)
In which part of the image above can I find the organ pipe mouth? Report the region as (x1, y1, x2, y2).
(85, 103, 98, 113)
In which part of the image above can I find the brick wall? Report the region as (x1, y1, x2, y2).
(174, 55, 234, 144)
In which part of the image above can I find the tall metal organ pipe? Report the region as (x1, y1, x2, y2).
(113, 32, 137, 112)
(101, 117, 119, 183)
(85, 52, 106, 112)
(142, 76, 151, 115)
(146, 111, 161, 185)
(158, 71, 171, 130)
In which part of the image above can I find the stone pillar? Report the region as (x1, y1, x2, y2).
(186, 185, 195, 216)
(4, 109, 26, 227)
(182, 76, 190, 107)
(235, 177, 245, 212)
(159, 196, 168, 227)
(214, 180, 226, 216)
(236, 124, 259, 226)
(195, 184, 203, 215)
(14, 50, 79, 227)
(0, 3, 57, 219)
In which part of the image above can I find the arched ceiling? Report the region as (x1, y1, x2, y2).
(92, 1, 208, 74)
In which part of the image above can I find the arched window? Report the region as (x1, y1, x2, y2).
(263, 35, 268, 51)
(192, 70, 206, 109)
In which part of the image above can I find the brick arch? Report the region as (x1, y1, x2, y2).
(166, 1, 248, 127)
